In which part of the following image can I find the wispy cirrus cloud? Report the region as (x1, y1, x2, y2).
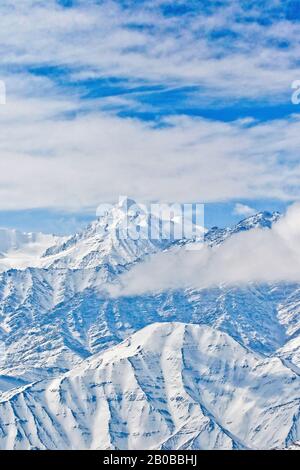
(1, 0, 300, 103)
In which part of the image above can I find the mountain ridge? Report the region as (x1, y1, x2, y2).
(0, 205, 298, 450)
(0, 322, 299, 450)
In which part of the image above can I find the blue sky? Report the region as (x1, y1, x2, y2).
(0, 0, 300, 233)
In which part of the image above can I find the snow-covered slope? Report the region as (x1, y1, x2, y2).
(278, 336, 300, 369)
(0, 206, 299, 450)
(0, 203, 278, 274)
(287, 441, 300, 449)
(1, 267, 299, 383)
(0, 322, 299, 450)
(41, 198, 180, 271)
(204, 211, 280, 246)
(0, 375, 27, 393)
(0, 209, 296, 385)
(41, 208, 280, 270)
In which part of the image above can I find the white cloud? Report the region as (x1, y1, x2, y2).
(109, 203, 300, 296)
(0, 1, 299, 101)
(1, 104, 300, 210)
(233, 203, 256, 217)
(0, 1, 300, 211)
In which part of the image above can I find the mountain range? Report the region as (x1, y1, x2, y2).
(0, 200, 299, 450)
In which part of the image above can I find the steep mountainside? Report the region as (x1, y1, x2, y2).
(0, 268, 299, 384)
(0, 207, 296, 387)
(0, 323, 299, 450)
(0, 204, 299, 450)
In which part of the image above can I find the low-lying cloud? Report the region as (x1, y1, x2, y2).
(109, 203, 300, 296)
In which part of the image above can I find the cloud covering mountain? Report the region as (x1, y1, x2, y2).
(0, 204, 299, 449)
(111, 204, 300, 296)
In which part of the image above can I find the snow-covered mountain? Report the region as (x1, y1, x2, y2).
(0, 207, 293, 380)
(0, 202, 299, 449)
(40, 207, 280, 271)
(205, 211, 280, 246)
(41, 198, 182, 271)
(0, 201, 278, 274)
(0, 271, 299, 384)
(0, 323, 299, 450)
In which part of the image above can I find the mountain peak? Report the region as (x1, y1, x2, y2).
(205, 210, 280, 246)
(235, 210, 281, 231)
(0, 206, 282, 272)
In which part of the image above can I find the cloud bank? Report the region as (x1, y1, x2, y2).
(2, 108, 300, 210)
(109, 204, 300, 296)
(0, 1, 300, 211)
